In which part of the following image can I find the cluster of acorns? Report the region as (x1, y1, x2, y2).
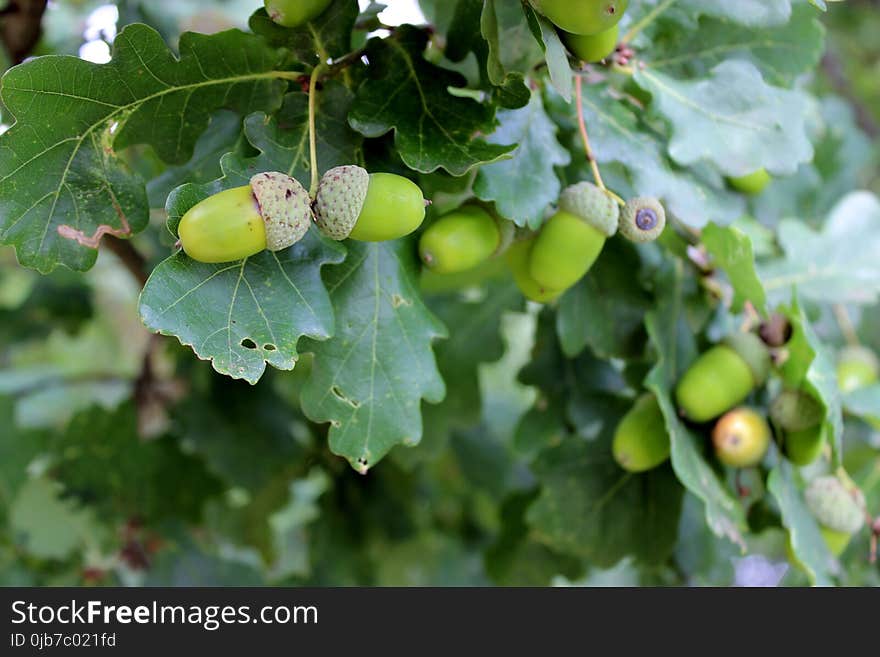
(612, 326, 876, 558)
(177, 168, 428, 262)
(530, 0, 629, 64)
(419, 183, 665, 302)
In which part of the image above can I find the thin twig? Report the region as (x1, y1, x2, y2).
(574, 74, 606, 192)
(833, 304, 860, 346)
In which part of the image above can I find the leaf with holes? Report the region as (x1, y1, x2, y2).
(348, 26, 515, 175)
(0, 23, 289, 273)
(300, 240, 447, 472)
(139, 169, 344, 384)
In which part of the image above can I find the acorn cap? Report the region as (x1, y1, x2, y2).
(250, 172, 313, 251)
(805, 476, 865, 534)
(558, 181, 619, 237)
(620, 197, 666, 243)
(724, 332, 771, 387)
(770, 390, 824, 432)
(315, 165, 370, 240)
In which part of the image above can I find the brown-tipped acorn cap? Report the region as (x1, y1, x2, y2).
(770, 389, 824, 432)
(315, 165, 370, 240)
(620, 197, 666, 243)
(558, 181, 619, 237)
(250, 172, 313, 251)
(724, 332, 771, 386)
(805, 476, 865, 534)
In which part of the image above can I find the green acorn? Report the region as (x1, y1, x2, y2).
(419, 204, 512, 274)
(531, 0, 629, 36)
(178, 172, 312, 264)
(836, 345, 879, 394)
(619, 197, 666, 243)
(264, 0, 331, 28)
(612, 394, 670, 472)
(805, 476, 865, 536)
(528, 182, 619, 291)
(770, 390, 826, 466)
(675, 332, 771, 423)
(314, 165, 427, 242)
(506, 237, 564, 304)
(563, 24, 619, 63)
(727, 168, 772, 195)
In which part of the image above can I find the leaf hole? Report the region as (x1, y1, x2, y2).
(240, 338, 257, 350)
(331, 385, 360, 409)
(263, 344, 277, 352)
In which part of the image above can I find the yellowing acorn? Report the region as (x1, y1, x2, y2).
(711, 407, 771, 468)
(528, 181, 619, 291)
(314, 166, 427, 242)
(177, 172, 313, 264)
(419, 204, 512, 274)
(505, 237, 564, 304)
(612, 394, 670, 472)
(675, 332, 771, 423)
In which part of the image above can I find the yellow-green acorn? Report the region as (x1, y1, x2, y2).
(711, 407, 771, 468)
(177, 172, 313, 264)
(528, 182, 619, 291)
(770, 390, 826, 466)
(836, 345, 879, 394)
(505, 237, 564, 304)
(619, 196, 666, 243)
(264, 0, 332, 27)
(675, 332, 771, 423)
(314, 165, 426, 242)
(419, 205, 512, 274)
(804, 476, 865, 555)
(612, 394, 671, 472)
(563, 24, 619, 63)
(531, 0, 629, 35)
(727, 168, 772, 195)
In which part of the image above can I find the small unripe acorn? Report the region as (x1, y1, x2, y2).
(675, 332, 771, 423)
(563, 24, 619, 63)
(770, 390, 825, 466)
(836, 345, 879, 394)
(619, 197, 666, 243)
(264, 0, 331, 28)
(612, 394, 671, 473)
(505, 237, 564, 304)
(314, 166, 427, 242)
(419, 205, 511, 274)
(528, 182, 619, 291)
(531, 0, 629, 36)
(711, 407, 771, 468)
(178, 172, 312, 264)
(805, 476, 865, 535)
(728, 168, 772, 195)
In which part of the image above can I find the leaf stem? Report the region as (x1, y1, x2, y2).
(833, 304, 860, 346)
(622, 0, 676, 44)
(308, 63, 326, 198)
(575, 74, 618, 202)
